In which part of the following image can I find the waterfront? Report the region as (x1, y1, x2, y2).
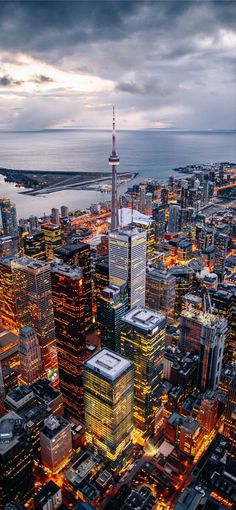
(0, 129, 235, 217)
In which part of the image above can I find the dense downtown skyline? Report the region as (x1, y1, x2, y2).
(0, 2, 236, 510)
(0, 0, 235, 131)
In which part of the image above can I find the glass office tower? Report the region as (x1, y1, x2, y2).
(12, 256, 58, 379)
(51, 262, 86, 418)
(109, 227, 147, 309)
(120, 307, 166, 438)
(83, 348, 134, 472)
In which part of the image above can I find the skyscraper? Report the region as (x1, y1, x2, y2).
(152, 203, 166, 241)
(109, 227, 147, 309)
(12, 257, 58, 378)
(167, 204, 181, 234)
(224, 375, 236, 467)
(51, 262, 86, 417)
(0, 256, 19, 331)
(55, 242, 93, 331)
(0, 411, 34, 506)
(109, 106, 119, 231)
(51, 208, 60, 225)
(0, 198, 18, 238)
(146, 267, 176, 323)
(23, 230, 46, 261)
(19, 326, 42, 385)
(211, 288, 235, 364)
(120, 307, 166, 437)
(40, 415, 72, 473)
(97, 285, 128, 352)
(41, 223, 62, 260)
(84, 348, 134, 472)
(214, 232, 228, 281)
(179, 309, 227, 391)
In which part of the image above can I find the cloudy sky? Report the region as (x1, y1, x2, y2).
(0, 0, 235, 130)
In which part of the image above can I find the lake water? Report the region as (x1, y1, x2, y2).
(0, 129, 235, 218)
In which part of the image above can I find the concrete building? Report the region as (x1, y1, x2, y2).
(40, 415, 72, 473)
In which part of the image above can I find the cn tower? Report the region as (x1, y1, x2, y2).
(109, 106, 119, 230)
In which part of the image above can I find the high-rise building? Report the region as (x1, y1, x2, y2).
(109, 227, 147, 309)
(55, 242, 93, 331)
(23, 230, 46, 261)
(95, 258, 109, 296)
(40, 415, 72, 473)
(51, 208, 60, 225)
(120, 307, 166, 437)
(97, 286, 128, 352)
(0, 198, 18, 238)
(0, 236, 16, 257)
(12, 257, 58, 377)
(51, 262, 86, 417)
(169, 266, 194, 315)
(197, 391, 218, 433)
(146, 267, 176, 323)
(179, 309, 227, 391)
(0, 256, 19, 331)
(211, 288, 235, 363)
(197, 226, 214, 251)
(61, 205, 69, 218)
(19, 326, 42, 385)
(152, 203, 166, 241)
(84, 348, 134, 472)
(0, 411, 34, 506)
(109, 106, 119, 231)
(224, 375, 236, 466)
(214, 232, 228, 281)
(41, 223, 62, 260)
(167, 204, 181, 234)
(133, 218, 155, 260)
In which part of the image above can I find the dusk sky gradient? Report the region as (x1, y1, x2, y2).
(0, 0, 235, 131)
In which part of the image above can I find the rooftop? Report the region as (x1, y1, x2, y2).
(84, 348, 133, 381)
(12, 256, 49, 271)
(55, 242, 89, 257)
(109, 226, 147, 240)
(40, 415, 70, 439)
(181, 309, 227, 329)
(30, 378, 62, 404)
(122, 307, 166, 333)
(0, 411, 24, 454)
(51, 261, 83, 279)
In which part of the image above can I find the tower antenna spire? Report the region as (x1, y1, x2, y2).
(109, 106, 120, 230)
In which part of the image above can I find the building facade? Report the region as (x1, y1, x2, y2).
(109, 227, 147, 309)
(12, 257, 58, 378)
(51, 262, 86, 418)
(83, 348, 134, 471)
(120, 307, 166, 437)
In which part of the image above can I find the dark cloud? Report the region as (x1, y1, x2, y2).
(0, 1, 235, 130)
(0, 75, 23, 86)
(31, 75, 54, 84)
(116, 78, 173, 97)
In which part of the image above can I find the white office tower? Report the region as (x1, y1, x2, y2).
(40, 415, 72, 473)
(109, 227, 147, 309)
(19, 326, 42, 385)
